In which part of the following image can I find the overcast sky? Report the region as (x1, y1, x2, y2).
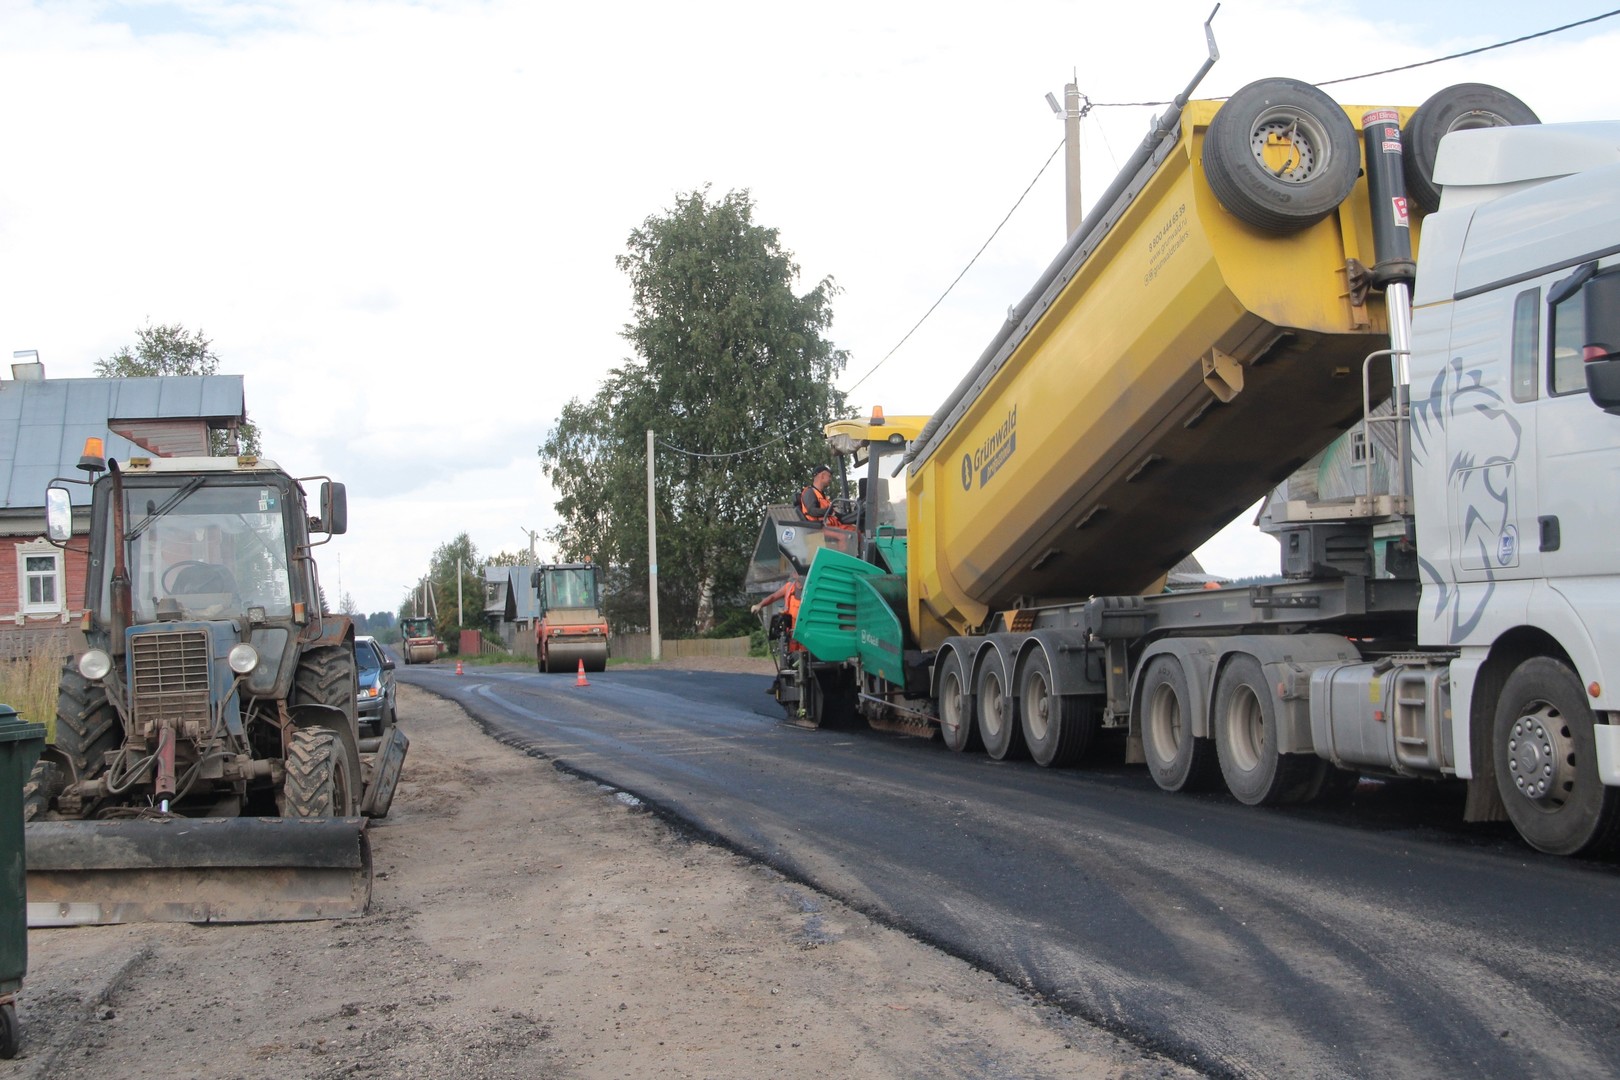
(4, 1, 1619, 615)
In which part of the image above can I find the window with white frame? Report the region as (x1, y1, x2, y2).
(18, 540, 64, 616)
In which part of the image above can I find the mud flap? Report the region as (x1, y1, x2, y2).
(25, 816, 372, 926)
(361, 726, 409, 818)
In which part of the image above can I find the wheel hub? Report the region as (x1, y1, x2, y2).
(1026, 675, 1050, 741)
(1249, 108, 1326, 182)
(1506, 708, 1572, 802)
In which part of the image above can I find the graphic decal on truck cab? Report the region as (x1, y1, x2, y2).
(1410, 356, 1524, 643)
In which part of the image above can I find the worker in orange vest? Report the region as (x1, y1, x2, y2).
(751, 579, 800, 620)
(797, 464, 835, 523)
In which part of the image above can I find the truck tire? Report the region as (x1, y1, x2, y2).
(54, 663, 119, 784)
(1018, 651, 1095, 767)
(937, 651, 980, 753)
(1491, 658, 1620, 857)
(1213, 655, 1322, 806)
(1403, 83, 1538, 213)
(1139, 656, 1219, 792)
(281, 724, 360, 817)
(975, 651, 1025, 761)
(1202, 77, 1361, 234)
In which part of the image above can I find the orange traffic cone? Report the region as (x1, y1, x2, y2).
(575, 658, 590, 687)
(455, 658, 464, 676)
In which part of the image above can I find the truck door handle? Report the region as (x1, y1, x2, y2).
(1539, 515, 1561, 552)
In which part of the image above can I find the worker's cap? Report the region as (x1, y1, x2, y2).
(813, 464, 832, 479)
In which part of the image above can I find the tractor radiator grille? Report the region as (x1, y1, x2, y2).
(130, 629, 212, 733)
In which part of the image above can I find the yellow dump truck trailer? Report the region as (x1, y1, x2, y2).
(905, 92, 1411, 648)
(758, 48, 1620, 856)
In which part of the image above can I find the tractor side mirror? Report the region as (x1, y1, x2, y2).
(320, 482, 348, 535)
(45, 485, 72, 543)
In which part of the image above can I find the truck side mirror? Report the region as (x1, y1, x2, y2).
(1582, 271, 1620, 413)
(320, 482, 348, 535)
(530, 570, 541, 590)
(45, 485, 72, 543)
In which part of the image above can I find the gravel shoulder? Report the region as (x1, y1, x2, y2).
(13, 673, 1191, 1079)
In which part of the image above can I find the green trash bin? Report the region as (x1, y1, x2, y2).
(0, 703, 46, 1059)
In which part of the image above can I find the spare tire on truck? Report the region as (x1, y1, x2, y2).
(1202, 77, 1361, 234)
(1402, 83, 1540, 213)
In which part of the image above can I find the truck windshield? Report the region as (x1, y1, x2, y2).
(544, 568, 596, 609)
(103, 480, 294, 622)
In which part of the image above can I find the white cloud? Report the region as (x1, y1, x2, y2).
(3, 1, 1617, 609)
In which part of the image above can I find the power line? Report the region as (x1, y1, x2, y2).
(1090, 9, 1620, 106)
(843, 136, 1068, 396)
(655, 10, 1618, 463)
(655, 420, 822, 461)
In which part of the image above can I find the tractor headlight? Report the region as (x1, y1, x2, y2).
(228, 643, 260, 675)
(78, 649, 112, 682)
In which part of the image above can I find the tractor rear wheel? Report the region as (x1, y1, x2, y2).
(292, 644, 358, 725)
(53, 663, 120, 794)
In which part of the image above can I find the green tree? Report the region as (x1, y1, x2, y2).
(96, 321, 262, 455)
(485, 549, 528, 567)
(540, 188, 848, 634)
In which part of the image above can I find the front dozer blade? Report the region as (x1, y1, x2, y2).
(25, 816, 372, 927)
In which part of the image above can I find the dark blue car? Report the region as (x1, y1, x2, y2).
(355, 635, 397, 735)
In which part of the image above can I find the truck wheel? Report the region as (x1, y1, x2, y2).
(1202, 77, 1361, 234)
(1403, 83, 1538, 213)
(54, 663, 120, 786)
(975, 652, 1025, 761)
(937, 651, 979, 753)
(1140, 656, 1218, 792)
(1492, 658, 1620, 857)
(282, 725, 360, 817)
(21, 759, 62, 821)
(1214, 655, 1321, 806)
(1018, 651, 1095, 767)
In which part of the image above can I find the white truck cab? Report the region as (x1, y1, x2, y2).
(1409, 122, 1620, 851)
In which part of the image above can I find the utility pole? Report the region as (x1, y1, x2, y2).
(1047, 78, 1083, 235)
(1064, 80, 1082, 235)
(457, 556, 463, 625)
(520, 526, 538, 563)
(646, 429, 661, 661)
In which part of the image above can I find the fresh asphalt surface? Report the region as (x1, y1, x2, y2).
(400, 660, 1620, 1079)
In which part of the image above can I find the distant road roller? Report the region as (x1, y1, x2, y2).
(532, 563, 609, 673)
(399, 616, 442, 665)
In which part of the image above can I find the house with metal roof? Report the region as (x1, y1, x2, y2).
(483, 564, 541, 654)
(0, 359, 248, 659)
